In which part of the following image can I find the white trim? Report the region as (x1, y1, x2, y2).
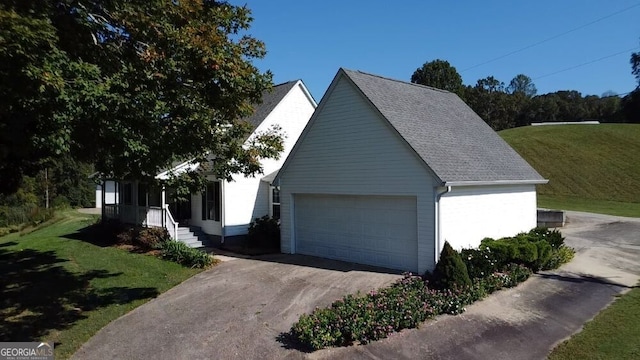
(155, 160, 199, 180)
(444, 179, 548, 187)
(289, 193, 296, 253)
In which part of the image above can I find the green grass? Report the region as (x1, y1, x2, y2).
(0, 210, 201, 359)
(500, 124, 640, 217)
(549, 285, 640, 359)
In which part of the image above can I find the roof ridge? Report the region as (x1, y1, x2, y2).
(342, 68, 453, 94)
(273, 79, 300, 87)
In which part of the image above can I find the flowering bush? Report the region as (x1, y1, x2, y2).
(290, 265, 531, 350)
(289, 227, 574, 351)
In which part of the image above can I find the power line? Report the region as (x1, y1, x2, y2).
(461, 2, 640, 72)
(533, 47, 640, 80)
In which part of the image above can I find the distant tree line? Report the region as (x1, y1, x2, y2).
(411, 54, 640, 131)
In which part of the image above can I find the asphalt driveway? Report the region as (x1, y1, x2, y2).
(72, 211, 640, 360)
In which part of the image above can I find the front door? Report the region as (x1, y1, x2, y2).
(166, 188, 192, 225)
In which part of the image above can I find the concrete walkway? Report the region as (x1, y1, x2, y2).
(72, 211, 640, 360)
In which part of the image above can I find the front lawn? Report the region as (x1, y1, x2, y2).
(0, 211, 201, 359)
(548, 285, 640, 359)
(539, 195, 640, 218)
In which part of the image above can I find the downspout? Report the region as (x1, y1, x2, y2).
(434, 185, 451, 265)
(220, 180, 225, 245)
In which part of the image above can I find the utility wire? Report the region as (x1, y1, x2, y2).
(461, 2, 640, 72)
(533, 47, 640, 80)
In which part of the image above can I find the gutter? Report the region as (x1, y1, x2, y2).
(434, 185, 451, 265)
(444, 179, 548, 187)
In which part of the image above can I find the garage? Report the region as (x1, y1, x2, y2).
(294, 194, 418, 272)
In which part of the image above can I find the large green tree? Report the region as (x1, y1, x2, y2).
(507, 74, 537, 98)
(0, 1, 279, 194)
(410, 59, 463, 94)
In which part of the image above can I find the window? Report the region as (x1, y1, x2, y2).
(138, 183, 148, 207)
(201, 181, 221, 221)
(271, 187, 280, 220)
(122, 183, 133, 205)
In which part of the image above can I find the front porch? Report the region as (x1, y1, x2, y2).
(100, 180, 209, 248)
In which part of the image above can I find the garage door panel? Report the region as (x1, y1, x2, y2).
(294, 194, 418, 272)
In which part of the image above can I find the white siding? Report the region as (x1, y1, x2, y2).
(222, 82, 316, 236)
(278, 76, 439, 273)
(189, 185, 222, 236)
(439, 184, 538, 251)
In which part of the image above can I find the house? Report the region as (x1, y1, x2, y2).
(101, 80, 317, 246)
(273, 69, 547, 274)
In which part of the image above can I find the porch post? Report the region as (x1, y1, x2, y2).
(161, 186, 166, 227)
(101, 180, 106, 222)
(134, 180, 139, 225)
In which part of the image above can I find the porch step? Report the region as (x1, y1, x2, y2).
(175, 226, 212, 248)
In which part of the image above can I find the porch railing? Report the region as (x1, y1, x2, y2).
(102, 204, 179, 240)
(164, 204, 179, 240)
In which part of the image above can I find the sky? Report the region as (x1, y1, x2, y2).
(230, 0, 640, 102)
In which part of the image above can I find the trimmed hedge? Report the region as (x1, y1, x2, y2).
(430, 241, 471, 289)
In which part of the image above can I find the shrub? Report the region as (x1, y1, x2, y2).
(461, 247, 499, 279)
(51, 196, 70, 209)
(159, 240, 213, 268)
(137, 227, 170, 251)
(430, 242, 471, 289)
(528, 227, 566, 249)
(544, 246, 575, 270)
(247, 215, 280, 248)
(116, 226, 139, 245)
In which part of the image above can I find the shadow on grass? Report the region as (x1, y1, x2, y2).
(61, 222, 114, 248)
(0, 246, 159, 342)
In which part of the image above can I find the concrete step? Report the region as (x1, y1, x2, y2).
(176, 226, 210, 248)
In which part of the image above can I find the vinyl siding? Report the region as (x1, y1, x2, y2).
(279, 76, 439, 273)
(222, 82, 316, 236)
(439, 184, 538, 251)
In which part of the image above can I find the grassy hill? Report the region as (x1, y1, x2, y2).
(500, 124, 640, 217)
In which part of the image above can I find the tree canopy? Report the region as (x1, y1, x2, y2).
(0, 0, 280, 194)
(410, 59, 463, 94)
(410, 57, 637, 131)
(507, 74, 537, 97)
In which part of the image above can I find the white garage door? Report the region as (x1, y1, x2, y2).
(294, 194, 418, 272)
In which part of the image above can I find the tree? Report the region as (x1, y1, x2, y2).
(411, 59, 463, 94)
(0, 1, 279, 194)
(507, 74, 537, 97)
(464, 76, 517, 130)
(632, 46, 640, 87)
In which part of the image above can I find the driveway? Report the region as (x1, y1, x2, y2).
(72, 211, 640, 360)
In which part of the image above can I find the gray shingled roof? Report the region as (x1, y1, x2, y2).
(243, 80, 299, 130)
(342, 69, 546, 184)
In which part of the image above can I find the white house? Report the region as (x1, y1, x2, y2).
(102, 80, 316, 246)
(273, 69, 547, 274)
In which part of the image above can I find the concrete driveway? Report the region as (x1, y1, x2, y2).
(72, 211, 640, 360)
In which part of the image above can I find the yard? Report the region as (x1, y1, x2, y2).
(549, 285, 640, 359)
(0, 210, 201, 359)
